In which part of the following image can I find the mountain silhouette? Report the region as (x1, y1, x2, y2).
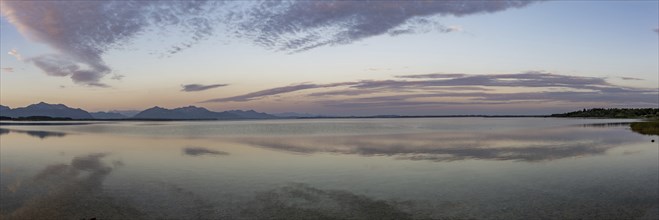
(274, 112, 323, 118)
(0, 102, 93, 119)
(90, 111, 128, 119)
(0, 102, 278, 120)
(132, 106, 276, 120)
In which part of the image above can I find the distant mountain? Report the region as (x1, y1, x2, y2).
(133, 106, 277, 120)
(133, 106, 190, 119)
(0, 102, 93, 119)
(226, 110, 278, 119)
(0, 102, 279, 120)
(172, 106, 226, 119)
(103, 110, 139, 118)
(91, 111, 128, 119)
(0, 105, 10, 113)
(274, 112, 322, 118)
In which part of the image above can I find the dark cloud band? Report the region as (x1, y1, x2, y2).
(181, 83, 229, 92)
(203, 72, 658, 109)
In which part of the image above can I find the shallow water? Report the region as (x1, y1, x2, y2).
(0, 118, 657, 219)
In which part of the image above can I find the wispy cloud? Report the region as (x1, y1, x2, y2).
(181, 83, 229, 92)
(182, 146, 229, 157)
(620, 77, 643, 81)
(1, 67, 13, 73)
(382, 72, 612, 89)
(238, 126, 642, 162)
(7, 49, 22, 61)
(396, 73, 468, 79)
(203, 82, 357, 102)
(231, 1, 538, 52)
(26, 54, 109, 86)
(0, 1, 225, 86)
(204, 72, 658, 110)
(1, 1, 539, 85)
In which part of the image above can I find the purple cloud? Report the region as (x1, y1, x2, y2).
(231, 1, 538, 52)
(0, 1, 223, 86)
(203, 82, 357, 102)
(1, 1, 539, 85)
(181, 83, 229, 92)
(204, 72, 658, 110)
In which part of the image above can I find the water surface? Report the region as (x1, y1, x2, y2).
(0, 118, 657, 219)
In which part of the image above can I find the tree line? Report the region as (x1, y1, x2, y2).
(551, 108, 659, 118)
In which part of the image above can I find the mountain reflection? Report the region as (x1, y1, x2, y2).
(579, 122, 632, 127)
(237, 127, 644, 162)
(0, 128, 67, 139)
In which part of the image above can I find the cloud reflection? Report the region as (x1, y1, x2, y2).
(1, 153, 144, 219)
(237, 126, 643, 162)
(243, 183, 412, 220)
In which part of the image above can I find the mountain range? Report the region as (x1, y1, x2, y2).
(1, 102, 94, 119)
(0, 102, 281, 120)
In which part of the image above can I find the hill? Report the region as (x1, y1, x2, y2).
(551, 108, 659, 119)
(0, 102, 94, 119)
(132, 106, 277, 120)
(90, 111, 128, 119)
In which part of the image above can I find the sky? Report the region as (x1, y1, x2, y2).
(0, 0, 657, 115)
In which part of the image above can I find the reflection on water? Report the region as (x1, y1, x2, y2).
(0, 153, 412, 219)
(1, 153, 143, 220)
(0, 118, 657, 219)
(0, 153, 411, 219)
(182, 147, 229, 157)
(242, 183, 412, 220)
(0, 128, 67, 139)
(579, 122, 632, 127)
(238, 126, 643, 162)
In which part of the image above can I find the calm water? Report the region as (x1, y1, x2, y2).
(0, 118, 657, 219)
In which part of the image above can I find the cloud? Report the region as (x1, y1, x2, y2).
(26, 54, 109, 86)
(181, 83, 229, 92)
(182, 146, 229, 156)
(396, 73, 468, 79)
(203, 82, 357, 102)
(7, 49, 22, 61)
(0, 1, 224, 86)
(244, 183, 412, 219)
(203, 71, 658, 111)
(1, 1, 539, 85)
(239, 125, 642, 162)
(620, 77, 643, 80)
(309, 89, 383, 97)
(111, 74, 125, 80)
(370, 71, 613, 90)
(1, 67, 14, 73)
(231, 1, 539, 52)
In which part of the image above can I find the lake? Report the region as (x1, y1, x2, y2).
(0, 118, 657, 219)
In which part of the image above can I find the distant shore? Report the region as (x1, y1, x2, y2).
(1, 115, 550, 122)
(2, 108, 658, 122)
